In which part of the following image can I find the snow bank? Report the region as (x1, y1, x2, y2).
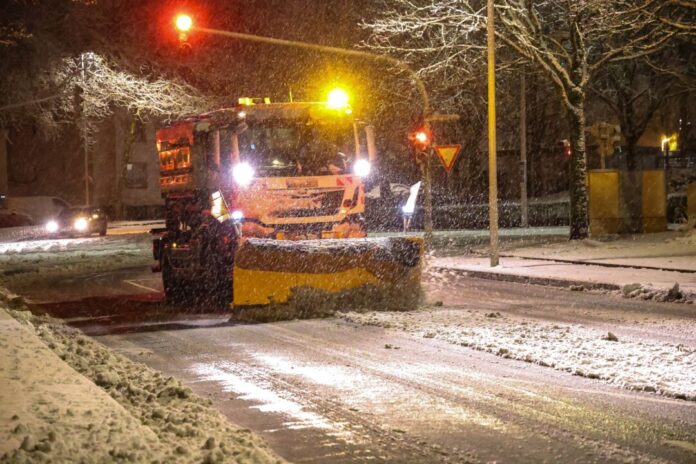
(344, 309, 696, 401)
(1, 303, 284, 463)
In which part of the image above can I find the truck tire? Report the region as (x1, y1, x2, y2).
(198, 222, 238, 309)
(199, 246, 233, 309)
(162, 254, 194, 307)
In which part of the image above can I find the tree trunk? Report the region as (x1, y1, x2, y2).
(114, 114, 138, 219)
(622, 134, 643, 233)
(568, 102, 589, 240)
(0, 129, 8, 196)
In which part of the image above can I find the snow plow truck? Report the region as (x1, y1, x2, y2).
(151, 98, 423, 309)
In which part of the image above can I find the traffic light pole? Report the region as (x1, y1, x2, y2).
(194, 25, 435, 250)
(423, 147, 433, 247)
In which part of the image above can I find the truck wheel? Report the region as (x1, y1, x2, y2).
(162, 255, 193, 306)
(199, 231, 235, 309)
(198, 256, 232, 309)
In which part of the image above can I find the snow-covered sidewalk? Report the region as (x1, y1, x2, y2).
(0, 294, 283, 463)
(433, 230, 696, 302)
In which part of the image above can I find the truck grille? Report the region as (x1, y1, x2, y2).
(272, 190, 344, 218)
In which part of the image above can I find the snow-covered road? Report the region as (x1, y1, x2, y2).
(2, 231, 696, 462)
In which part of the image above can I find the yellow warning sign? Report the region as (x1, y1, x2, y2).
(434, 144, 462, 172)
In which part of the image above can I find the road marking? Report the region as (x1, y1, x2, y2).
(124, 279, 161, 293)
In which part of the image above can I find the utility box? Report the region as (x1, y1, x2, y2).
(588, 169, 666, 236)
(688, 182, 696, 229)
(588, 170, 621, 236)
(641, 170, 666, 233)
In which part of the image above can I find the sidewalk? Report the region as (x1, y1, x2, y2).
(432, 229, 696, 300)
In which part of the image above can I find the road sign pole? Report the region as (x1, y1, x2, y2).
(423, 146, 433, 248)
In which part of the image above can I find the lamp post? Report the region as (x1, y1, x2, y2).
(487, 0, 499, 266)
(175, 15, 436, 249)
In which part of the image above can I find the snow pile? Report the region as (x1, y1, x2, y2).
(672, 230, 696, 246)
(343, 308, 696, 401)
(620, 282, 693, 303)
(2, 305, 284, 463)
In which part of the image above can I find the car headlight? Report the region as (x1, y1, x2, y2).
(232, 162, 254, 187)
(45, 220, 59, 233)
(74, 217, 88, 231)
(353, 159, 371, 177)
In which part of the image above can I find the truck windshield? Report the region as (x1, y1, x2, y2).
(237, 120, 354, 177)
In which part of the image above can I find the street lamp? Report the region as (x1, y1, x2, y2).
(173, 14, 437, 250)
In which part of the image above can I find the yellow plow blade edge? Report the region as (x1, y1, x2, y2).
(233, 237, 424, 311)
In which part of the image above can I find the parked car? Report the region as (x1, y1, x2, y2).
(6, 196, 71, 224)
(45, 206, 108, 237)
(0, 209, 34, 228)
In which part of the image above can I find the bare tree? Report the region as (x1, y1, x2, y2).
(590, 44, 694, 171)
(364, 0, 680, 238)
(60, 54, 212, 214)
(1, 52, 212, 213)
(652, 0, 696, 34)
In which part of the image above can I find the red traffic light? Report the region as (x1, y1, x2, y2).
(175, 14, 193, 32)
(559, 139, 572, 157)
(410, 129, 431, 148)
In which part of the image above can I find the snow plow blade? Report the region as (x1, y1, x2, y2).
(233, 237, 424, 311)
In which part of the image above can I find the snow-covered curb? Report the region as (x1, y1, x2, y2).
(343, 309, 696, 401)
(1, 298, 284, 463)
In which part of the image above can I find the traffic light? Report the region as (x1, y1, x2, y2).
(175, 14, 192, 32)
(175, 14, 193, 44)
(559, 139, 572, 158)
(588, 122, 621, 158)
(410, 129, 431, 149)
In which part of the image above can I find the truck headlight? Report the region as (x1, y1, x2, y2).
(231, 210, 244, 223)
(353, 159, 371, 177)
(232, 162, 254, 187)
(45, 220, 59, 233)
(74, 217, 88, 231)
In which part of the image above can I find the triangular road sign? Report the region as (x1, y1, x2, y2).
(434, 144, 462, 172)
